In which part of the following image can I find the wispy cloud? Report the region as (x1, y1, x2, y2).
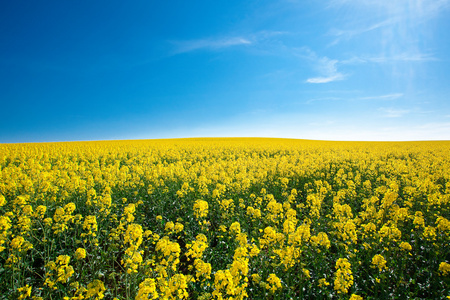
(306, 56, 346, 84)
(251, 30, 289, 40)
(306, 74, 344, 84)
(328, 18, 396, 46)
(305, 93, 403, 104)
(359, 93, 403, 100)
(305, 96, 342, 104)
(365, 53, 437, 63)
(379, 107, 410, 118)
(326, 0, 449, 78)
(170, 36, 252, 54)
(341, 52, 437, 71)
(169, 30, 288, 55)
(328, 0, 450, 17)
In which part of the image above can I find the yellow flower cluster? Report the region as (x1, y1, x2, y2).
(17, 284, 31, 300)
(334, 258, 353, 294)
(193, 199, 208, 219)
(74, 248, 86, 260)
(52, 203, 77, 235)
(135, 278, 158, 300)
(0, 216, 12, 252)
(86, 279, 106, 300)
(122, 223, 144, 274)
(44, 255, 74, 289)
(186, 234, 208, 260)
(372, 254, 388, 272)
(440, 262, 450, 276)
(81, 215, 98, 242)
(265, 273, 282, 292)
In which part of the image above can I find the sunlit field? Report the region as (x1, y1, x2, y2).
(0, 138, 449, 299)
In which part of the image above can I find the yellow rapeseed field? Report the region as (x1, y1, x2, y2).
(0, 138, 449, 299)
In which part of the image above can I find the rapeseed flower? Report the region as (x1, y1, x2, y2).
(0, 216, 12, 252)
(194, 258, 212, 279)
(436, 216, 450, 234)
(399, 241, 412, 251)
(34, 205, 47, 219)
(136, 278, 158, 300)
(186, 234, 208, 260)
(372, 254, 388, 272)
(75, 248, 86, 260)
(266, 273, 282, 292)
(318, 278, 330, 287)
(86, 280, 106, 300)
(193, 200, 208, 219)
(229, 222, 241, 235)
(17, 284, 31, 300)
(334, 258, 353, 294)
(439, 262, 450, 276)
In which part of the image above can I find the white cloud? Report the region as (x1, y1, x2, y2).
(306, 74, 344, 83)
(305, 96, 342, 104)
(328, 18, 396, 46)
(251, 30, 289, 39)
(328, 0, 450, 17)
(326, 0, 449, 82)
(306, 57, 346, 84)
(341, 52, 437, 68)
(359, 93, 403, 100)
(169, 30, 288, 55)
(366, 53, 437, 63)
(379, 107, 410, 118)
(171, 37, 252, 54)
(305, 93, 403, 103)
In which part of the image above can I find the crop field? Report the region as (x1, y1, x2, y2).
(0, 138, 449, 299)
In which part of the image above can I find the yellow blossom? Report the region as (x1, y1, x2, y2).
(136, 278, 158, 300)
(399, 241, 412, 251)
(372, 254, 388, 272)
(193, 200, 208, 219)
(318, 278, 330, 287)
(439, 262, 450, 276)
(86, 280, 106, 300)
(17, 284, 32, 300)
(75, 248, 86, 260)
(266, 273, 282, 292)
(334, 258, 353, 294)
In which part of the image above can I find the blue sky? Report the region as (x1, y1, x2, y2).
(1, 0, 450, 142)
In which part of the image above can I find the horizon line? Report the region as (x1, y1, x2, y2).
(2, 136, 450, 145)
